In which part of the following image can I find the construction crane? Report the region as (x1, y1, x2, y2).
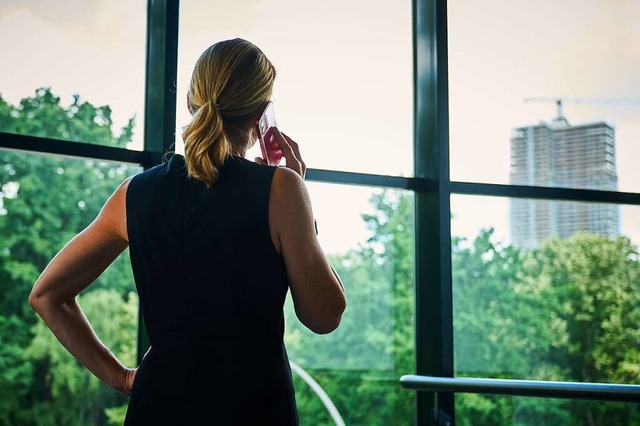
(524, 97, 640, 122)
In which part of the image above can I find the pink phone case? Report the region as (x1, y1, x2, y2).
(257, 102, 282, 166)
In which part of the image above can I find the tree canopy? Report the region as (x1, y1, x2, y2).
(0, 88, 137, 425)
(1, 88, 639, 425)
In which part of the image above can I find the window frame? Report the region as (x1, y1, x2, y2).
(2, 0, 640, 424)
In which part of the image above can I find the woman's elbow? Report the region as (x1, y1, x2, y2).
(308, 300, 347, 335)
(28, 290, 45, 312)
(28, 289, 56, 313)
(309, 318, 341, 335)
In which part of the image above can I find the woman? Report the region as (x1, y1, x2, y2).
(28, 38, 347, 425)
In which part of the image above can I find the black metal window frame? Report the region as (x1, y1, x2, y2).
(2, 0, 640, 424)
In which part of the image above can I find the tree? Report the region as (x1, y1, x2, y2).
(453, 231, 640, 426)
(519, 234, 640, 425)
(0, 88, 138, 425)
(3, 88, 640, 425)
(453, 230, 570, 425)
(25, 290, 137, 426)
(283, 190, 415, 425)
(286, 188, 640, 425)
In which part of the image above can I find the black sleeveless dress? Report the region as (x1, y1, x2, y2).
(124, 153, 298, 425)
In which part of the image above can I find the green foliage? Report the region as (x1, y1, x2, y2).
(454, 231, 640, 425)
(0, 88, 138, 425)
(2, 87, 640, 425)
(0, 315, 34, 426)
(23, 290, 137, 425)
(0, 87, 134, 147)
(104, 403, 129, 426)
(284, 190, 415, 424)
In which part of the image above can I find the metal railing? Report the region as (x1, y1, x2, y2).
(401, 375, 640, 425)
(400, 375, 640, 402)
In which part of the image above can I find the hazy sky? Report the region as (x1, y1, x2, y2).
(447, 0, 640, 244)
(1, 0, 639, 252)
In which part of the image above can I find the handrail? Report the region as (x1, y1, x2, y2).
(400, 375, 640, 402)
(290, 361, 345, 426)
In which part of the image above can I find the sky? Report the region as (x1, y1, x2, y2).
(447, 0, 640, 245)
(1, 0, 639, 253)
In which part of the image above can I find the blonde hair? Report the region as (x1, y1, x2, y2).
(182, 38, 276, 187)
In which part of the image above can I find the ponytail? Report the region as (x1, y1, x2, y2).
(182, 101, 230, 188)
(182, 38, 276, 188)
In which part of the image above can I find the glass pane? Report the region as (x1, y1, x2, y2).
(284, 183, 415, 424)
(452, 194, 640, 425)
(177, 1, 413, 176)
(0, 150, 141, 425)
(0, 2, 146, 150)
(455, 395, 640, 426)
(448, 1, 640, 192)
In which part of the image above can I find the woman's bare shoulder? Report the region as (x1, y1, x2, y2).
(96, 176, 134, 243)
(271, 167, 307, 203)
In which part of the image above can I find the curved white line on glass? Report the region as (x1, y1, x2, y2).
(289, 361, 346, 426)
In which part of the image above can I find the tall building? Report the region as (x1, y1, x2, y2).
(509, 112, 620, 249)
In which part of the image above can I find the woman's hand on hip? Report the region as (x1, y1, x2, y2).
(115, 367, 137, 397)
(114, 346, 149, 396)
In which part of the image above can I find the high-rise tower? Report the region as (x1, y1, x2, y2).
(509, 113, 619, 248)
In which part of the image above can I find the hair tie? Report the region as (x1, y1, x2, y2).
(208, 99, 221, 111)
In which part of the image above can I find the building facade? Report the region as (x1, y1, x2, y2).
(509, 116, 620, 248)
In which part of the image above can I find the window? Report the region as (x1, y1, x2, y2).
(285, 183, 415, 424)
(3, 1, 639, 424)
(0, 149, 140, 424)
(0, 2, 147, 150)
(177, 0, 413, 176)
(448, 0, 640, 192)
(452, 194, 640, 423)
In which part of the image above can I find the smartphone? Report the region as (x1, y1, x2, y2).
(256, 101, 282, 167)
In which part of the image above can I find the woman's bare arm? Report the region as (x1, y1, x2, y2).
(270, 167, 347, 335)
(28, 177, 135, 395)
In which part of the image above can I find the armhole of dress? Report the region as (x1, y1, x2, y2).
(125, 174, 139, 250)
(266, 167, 283, 258)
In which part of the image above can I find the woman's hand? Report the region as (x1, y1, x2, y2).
(114, 367, 137, 397)
(255, 128, 306, 179)
(113, 346, 149, 396)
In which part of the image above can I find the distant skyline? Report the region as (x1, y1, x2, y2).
(447, 0, 640, 246)
(1, 0, 639, 252)
(509, 118, 620, 248)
